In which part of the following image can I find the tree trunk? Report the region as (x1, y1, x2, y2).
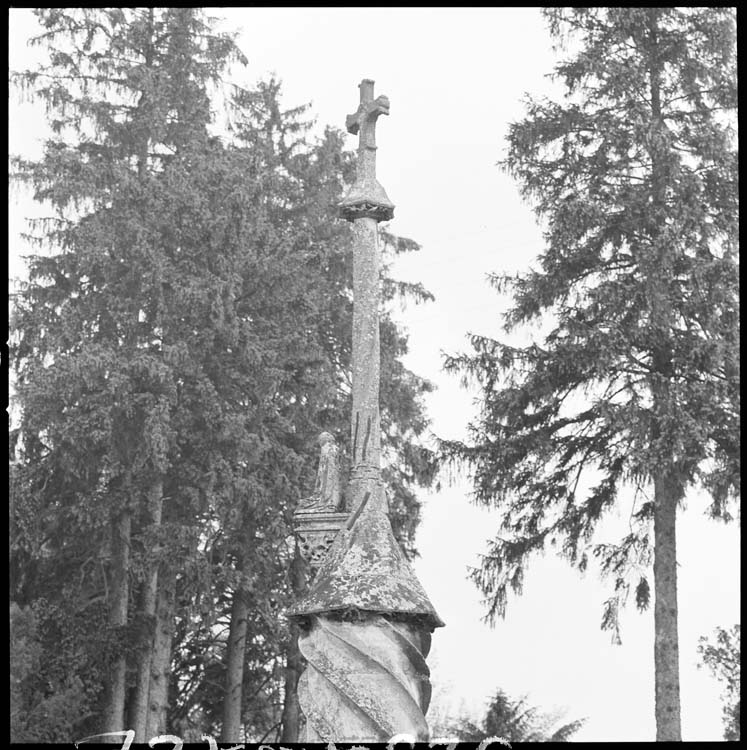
(281, 546, 307, 742)
(646, 9, 682, 740)
(130, 13, 158, 738)
(221, 583, 249, 742)
(131, 479, 163, 742)
(101, 510, 131, 735)
(146, 569, 175, 739)
(653, 474, 682, 741)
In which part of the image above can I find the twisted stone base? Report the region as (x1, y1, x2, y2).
(298, 613, 432, 742)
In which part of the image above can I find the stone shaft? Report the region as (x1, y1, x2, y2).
(354, 80, 381, 180)
(350, 217, 382, 484)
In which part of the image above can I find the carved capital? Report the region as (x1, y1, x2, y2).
(293, 511, 350, 568)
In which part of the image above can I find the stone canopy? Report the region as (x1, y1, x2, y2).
(289, 481, 444, 631)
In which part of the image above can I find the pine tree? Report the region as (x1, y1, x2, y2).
(443, 8, 737, 741)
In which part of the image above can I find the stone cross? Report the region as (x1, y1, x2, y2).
(346, 78, 389, 144)
(345, 80, 389, 198)
(341, 80, 393, 512)
(290, 80, 443, 743)
(340, 79, 395, 224)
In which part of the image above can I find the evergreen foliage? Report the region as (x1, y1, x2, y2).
(443, 688, 585, 743)
(698, 624, 740, 741)
(443, 7, 737, 740)
(10, 8, 436, 741)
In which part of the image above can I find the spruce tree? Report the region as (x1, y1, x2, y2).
(444, 8, 738, 741)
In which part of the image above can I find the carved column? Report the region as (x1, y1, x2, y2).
(289, 79, 443, 743)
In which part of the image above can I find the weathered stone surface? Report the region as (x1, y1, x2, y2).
(340, 79, 394, 222)
(293, 510, 350, 568)
(350, 218, 382, 475)
(298, 614, 431, 741)
(298, 432, 343, 513)
(290, 480, 443, 628)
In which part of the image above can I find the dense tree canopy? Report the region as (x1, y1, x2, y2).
(9, 8, 436, 742)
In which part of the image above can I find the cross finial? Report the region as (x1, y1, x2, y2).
(339, 79, 394, 222)
(345, 79, 390, 150)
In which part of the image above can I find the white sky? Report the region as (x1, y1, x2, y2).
(8, 8, 740, 742)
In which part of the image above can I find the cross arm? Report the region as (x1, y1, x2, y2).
(346, 95, 390, 136)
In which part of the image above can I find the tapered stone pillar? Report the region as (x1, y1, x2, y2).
(289, 79, 443, 742)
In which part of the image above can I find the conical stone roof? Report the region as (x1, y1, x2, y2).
(289, 482, 444, 630)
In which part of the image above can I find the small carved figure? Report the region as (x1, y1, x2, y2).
(298, 432, 342, 512)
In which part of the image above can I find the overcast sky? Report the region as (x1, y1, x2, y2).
(8, 8, 740, 742)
